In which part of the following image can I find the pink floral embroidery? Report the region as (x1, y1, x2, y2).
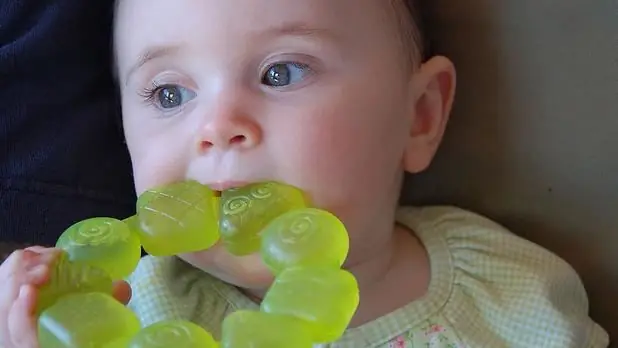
(388, 335, 407, 348)
(424, 324, 446, 337)
(379, 318, 468, 348)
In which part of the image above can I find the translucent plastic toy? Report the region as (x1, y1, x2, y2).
(56, 217, 141, 280)
(260, 208, 349, 275)
(261, 267, 359, 343)
(129, 320, 219, 348)
(38, 292, 141, 348)
(219, 182, 307, 255)
(38, 180, 359, 348)
(135, 180, 220, 256)
(36, 252, 113, 315)
(221, 311, 313, 348)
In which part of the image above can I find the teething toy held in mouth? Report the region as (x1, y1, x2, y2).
(37, 181, 359, 348)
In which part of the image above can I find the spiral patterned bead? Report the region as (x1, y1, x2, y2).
(129, 320, 218, 347)
(219, 182, 307, 255)
(260, 208, 349, 275)
(56, 217, 142, 280)
(40, 180, 359, 348)
(222, 195, 251, 215)
(250, 183, 273, 199)
(281, 213, 315, 244)
(143, 323, 191, 344)
(65, 218, 127, 247)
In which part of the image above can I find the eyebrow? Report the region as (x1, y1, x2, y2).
(123, 22, 335, 85)
(260, 21, 336, 40)
(124, 45, 181, 86)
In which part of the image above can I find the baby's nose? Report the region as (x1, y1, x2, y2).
(197, 116, 262, 153)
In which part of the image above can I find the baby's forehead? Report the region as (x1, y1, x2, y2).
(114, 0, 403, 57)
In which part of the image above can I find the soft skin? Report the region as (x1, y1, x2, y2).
(114, 0, 455, 326)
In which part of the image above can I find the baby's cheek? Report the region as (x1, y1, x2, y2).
(130, 141, 190, 195)
(124, 111, 195, 194)
(278, 128, 376, 217)
(273, 109, 403, 245)
(179, 245, 274, 289)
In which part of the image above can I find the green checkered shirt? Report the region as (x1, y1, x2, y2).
(127, 206, 609, 347)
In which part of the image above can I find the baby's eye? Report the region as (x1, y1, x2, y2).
(154, 84, 196, 109)
(261, 62, 311, 88)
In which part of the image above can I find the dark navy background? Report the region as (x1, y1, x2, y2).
(0, 0, 136, 246)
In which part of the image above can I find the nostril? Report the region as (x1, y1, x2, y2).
(200, 140, 213, 151)
(198, 135, 246, 152)
(230, 135, 246, 144)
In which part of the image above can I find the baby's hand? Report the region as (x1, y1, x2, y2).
(0, 246, 132, 348)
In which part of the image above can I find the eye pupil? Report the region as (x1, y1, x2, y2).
(264, 64, 291, 87)
(158, 86, 182, 108)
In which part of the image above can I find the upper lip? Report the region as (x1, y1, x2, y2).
(207, 181, 251, 191)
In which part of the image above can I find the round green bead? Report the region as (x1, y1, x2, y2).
(136, 180, 220, 256)
(103, 336, 135, 348)
(261, 267, 359, 343)
(56, 217, 141, 280)
(38, 292, 140, 348)
(221, 310, 313, 348)
(219, 182, 307, 255)
(129, 320, 218, 348)
(260, 208, 349, 275)
(36, 252, 113, 315)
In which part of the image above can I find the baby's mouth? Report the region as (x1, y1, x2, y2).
(132, 180, 308, 257)
(207, 181, 251, 192)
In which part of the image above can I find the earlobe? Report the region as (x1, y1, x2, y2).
(403, 56, 456, 173)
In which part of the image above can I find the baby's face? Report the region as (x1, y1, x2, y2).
(115, 0, 441, 288)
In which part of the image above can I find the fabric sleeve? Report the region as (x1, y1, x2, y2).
(125, 255, 230, 331)
(408, 207, 610, 348)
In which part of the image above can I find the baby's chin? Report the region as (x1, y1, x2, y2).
(178, 243, 274, 290)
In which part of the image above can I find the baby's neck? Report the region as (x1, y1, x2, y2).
(346, 224, 430, 327)
(243, 224, 431, 327)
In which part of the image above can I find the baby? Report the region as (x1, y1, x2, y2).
(0, 0, 610, 347)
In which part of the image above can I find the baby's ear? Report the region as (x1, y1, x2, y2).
(403, 56, 456, 174)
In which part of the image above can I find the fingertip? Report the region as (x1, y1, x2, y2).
(14, 249, 42, 269)
(18, 284, 29, 299)
(9, 285, 39, 348)
(24, 245, 48, 253)
(25, 246, 62, 256)
(112, 280, 132, 305)
(22, 247, 61, 270)
(18, 284, 37, 312)
(27, 264, 51, 285)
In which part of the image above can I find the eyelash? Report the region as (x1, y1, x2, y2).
(138, 82, 162, 105)
(136, 58, 316, 106)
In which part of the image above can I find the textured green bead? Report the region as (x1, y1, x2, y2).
(261, 267, 359, 343)
(38, 292, 140, 348)
(129, 320, 219, 348)
(102, 337, 134, 348)
(36, 252, 113, 315)
(56, 217, 141, 280)
(221, 310, 313, 348)
(261, 208, 349, 275)
(136, 180, 220, 256)
(219, 182, 307, 255)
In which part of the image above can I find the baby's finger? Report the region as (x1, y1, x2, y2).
(0, 249, 57, 284)
(0, 285, 17, 347)
(8, 285, 39, 348)
(0, 250, 38, 280)
(0, 251, 33, 330)
(25, 264, 51, 286)
(24, 245, 50, 253)
(0, 264, 50, 345)
(112, 280, 132, 305)
(26, 247, 61, 266)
